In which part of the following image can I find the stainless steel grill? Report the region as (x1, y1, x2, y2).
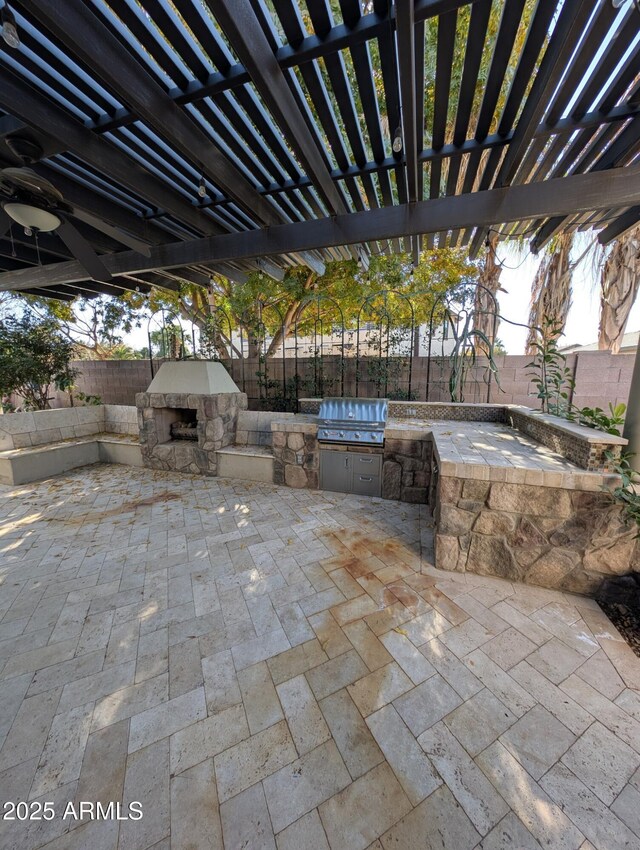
(317, 397, 388, 446)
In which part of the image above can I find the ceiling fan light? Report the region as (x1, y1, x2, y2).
(3, 202, 60, 232)
(197, 174, 207, 199)
(1, 5, 19, 48)
(612, 0, 628, 6)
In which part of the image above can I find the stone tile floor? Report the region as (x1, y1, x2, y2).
(0, 464, 639, 850)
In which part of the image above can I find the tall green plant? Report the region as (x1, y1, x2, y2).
(448, 311, 500, 403)
(525, 317, 574, 414)
(604, 451, 640, 538)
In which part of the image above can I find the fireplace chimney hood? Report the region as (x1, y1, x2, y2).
(147, 361, 240, 395)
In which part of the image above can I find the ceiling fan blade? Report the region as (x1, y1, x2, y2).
(56, 219, 112, 283)
(0, 208, 12, 239)
(71, 208, 152, 257)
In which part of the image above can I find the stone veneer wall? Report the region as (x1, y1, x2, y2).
(382, 438, 432, 503)
(272, 430, 319, 488)
(435, 476, 639, 595)
(136, 391, 246, 476)
(507, 408, 622, 471)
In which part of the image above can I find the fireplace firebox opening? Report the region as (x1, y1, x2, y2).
(155, 407, 199, 444)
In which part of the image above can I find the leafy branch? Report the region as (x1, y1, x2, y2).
(567, 402, 626, 437)
(605, 451, 640, 537)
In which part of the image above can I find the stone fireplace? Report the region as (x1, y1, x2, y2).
(136, 362, 247, 475)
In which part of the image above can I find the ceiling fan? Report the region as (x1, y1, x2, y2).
(0, 162, 151, 282)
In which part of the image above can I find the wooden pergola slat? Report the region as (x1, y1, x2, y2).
(429, 9, 457, 201)
(445, 0, 491, 197)
(22, 0, 282, 227)
(469, 0, 596, 257)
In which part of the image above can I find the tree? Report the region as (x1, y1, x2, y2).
(598, 226, 640, 353)
(525, 233, 601, 354)
(23, 294, 146, 359)
(474, 234, 502, 350)
(105, 343, 145, 360)
(0, 313, 76, 410)
(147, 250, 478, 359)
(526, 232, 574, 354)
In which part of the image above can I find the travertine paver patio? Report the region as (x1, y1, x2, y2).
(0, 464, 639, 850)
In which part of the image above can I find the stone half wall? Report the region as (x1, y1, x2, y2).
(272, 429, 319, 489)
(382, 437, 432, 503)
(136, 391, 247, 476)
(434, 476, 639, 595)
(507, 408, 623, 471)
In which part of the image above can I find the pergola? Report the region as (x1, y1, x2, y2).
(0, 0, 640, 298)
(0, 0, 639, 303)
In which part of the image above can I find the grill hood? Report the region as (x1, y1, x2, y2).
(319, 397, 388, 425)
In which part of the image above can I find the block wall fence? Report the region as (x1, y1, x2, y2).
(40, 350, 634, 411)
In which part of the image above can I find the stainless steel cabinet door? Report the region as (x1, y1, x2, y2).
(319, 450, 350, 493)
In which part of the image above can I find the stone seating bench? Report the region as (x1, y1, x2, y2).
(216, 410, 293, 483)
(0, 433, 142, 486)
(0, 405, 141, 485)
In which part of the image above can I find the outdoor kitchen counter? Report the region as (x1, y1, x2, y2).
(269, 414, 619, 491)
(268, 414, 319, 433)
(388, 418, 620, 491)
(384, 417, 634, 594)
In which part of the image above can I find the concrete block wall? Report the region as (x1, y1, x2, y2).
(570, 351, 634, 410)
(29, 350, 637, 412)
(46, 359, 158, 407)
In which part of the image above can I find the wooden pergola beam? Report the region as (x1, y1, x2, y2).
(396, 0, 418, 204)
(597, 207, 640, 245)
(3, 164, 640, 292)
